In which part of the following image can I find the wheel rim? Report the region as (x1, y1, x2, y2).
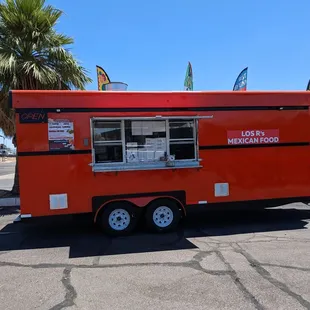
(153, 206, 174, 228)
(108, 209, 131, 231)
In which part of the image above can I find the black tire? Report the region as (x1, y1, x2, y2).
(99, 202, 139, 236)
(145, 198, 181, 233)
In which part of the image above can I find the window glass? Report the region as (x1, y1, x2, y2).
(124, 120, 167, 163)
(169, 120, 194, 139)
(93, 121, 123, 163)
(168, 120, 196, 160)
(92, 118, 198, 167)
(94, 144, 123, 163)
(170, 141, 195, 160)
(94, 121, 121, 142)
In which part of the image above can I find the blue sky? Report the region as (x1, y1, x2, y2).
(46, 0, 310, 91)
(5, 0, 310, 147)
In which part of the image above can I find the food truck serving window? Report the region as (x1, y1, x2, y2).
(91, 118, 200, 172)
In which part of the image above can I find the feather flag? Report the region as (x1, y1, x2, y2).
(233, 67, 248, 91)
(184, 62, 193, 91)
(96, 65, 111, 91)
(306, 80, 310, 91)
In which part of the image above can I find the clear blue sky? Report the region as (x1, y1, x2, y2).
(5, 0, 310, 147)
(46, 0, 310, 91)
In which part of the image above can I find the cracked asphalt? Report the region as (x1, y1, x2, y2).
(0, 203, 310, 310)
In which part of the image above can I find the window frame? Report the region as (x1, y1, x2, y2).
(92, 119, 126, 165)
(168, 119, 197, 162)
(90, 116, 201, 172)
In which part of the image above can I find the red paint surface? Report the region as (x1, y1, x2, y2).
(11, 90, 310, 217)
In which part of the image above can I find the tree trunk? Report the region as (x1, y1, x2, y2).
(11, 155, 19, 196)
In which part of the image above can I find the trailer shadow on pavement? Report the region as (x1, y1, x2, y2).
(0, 206, 309, 259)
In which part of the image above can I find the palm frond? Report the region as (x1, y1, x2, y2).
(0, 0, 92, 136)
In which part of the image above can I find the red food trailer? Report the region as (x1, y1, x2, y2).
(11, 90, 310, 235)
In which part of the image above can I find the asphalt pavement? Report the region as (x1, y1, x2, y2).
(0, 160, 15, 191)
(0, 202, 310, 309)
(0, 160, 15, 177)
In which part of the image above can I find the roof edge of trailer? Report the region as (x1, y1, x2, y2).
(11, 90, 310, 110)
(10, 90, 310, 95)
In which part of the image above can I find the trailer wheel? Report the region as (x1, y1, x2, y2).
(99, 202, 138, 236)
(145, 199, 181, 233)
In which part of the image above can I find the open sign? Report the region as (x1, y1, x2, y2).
(19, 110, 47, 123)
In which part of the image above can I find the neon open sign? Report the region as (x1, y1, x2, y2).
(19, 110, 48, 123)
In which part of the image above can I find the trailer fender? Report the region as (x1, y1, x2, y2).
(94, 195, 186, 223)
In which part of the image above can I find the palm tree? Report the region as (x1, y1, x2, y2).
(0, 0, 92, 195)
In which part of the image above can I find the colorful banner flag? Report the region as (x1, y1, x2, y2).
(96, 65, 111, 91)
(233, 67, 248, 91)
(184, 62, 193, 91)
(306, 80, 310, 91)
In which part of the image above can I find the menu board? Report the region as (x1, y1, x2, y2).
(48, 119, 75, 151)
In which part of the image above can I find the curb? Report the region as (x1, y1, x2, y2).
(0, 197, 20, 207)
